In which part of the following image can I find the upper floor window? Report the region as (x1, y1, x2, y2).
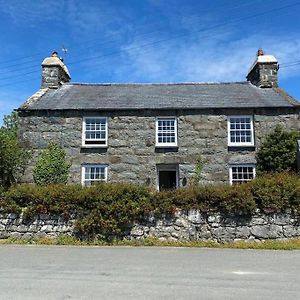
(82, 117, 107, 147)
(156, 117, 177, 147)
(229, 164, 256, 185)
(81, 164, 108, 186)
(228, 116, 254, 146)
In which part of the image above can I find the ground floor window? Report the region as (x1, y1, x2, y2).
(157, 164, 178, 190)
(229, 164, 256, 185)
(81, 164, 108, 186)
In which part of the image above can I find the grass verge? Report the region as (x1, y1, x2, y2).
(1, 236, 300, 250)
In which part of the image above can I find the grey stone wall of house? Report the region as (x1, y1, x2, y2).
(0, 211, 299, 242)
(18, 107, 300, 187)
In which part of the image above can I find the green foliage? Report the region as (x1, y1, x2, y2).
(3, 112, 18, 134)
(256, 125, 300, 173)
(74, 183, 151, 238)
(33, 143, 71, 185)
(0, 112, 30, 188)
(152, 183, 255, 216)
(191, 155, 204, 185)
(1, 174, 300, 239)
(251, 172, 300, 214)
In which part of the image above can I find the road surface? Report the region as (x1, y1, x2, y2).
(0, 245, 299, 299)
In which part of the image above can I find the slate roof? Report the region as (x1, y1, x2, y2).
(20, 81, 299, 111)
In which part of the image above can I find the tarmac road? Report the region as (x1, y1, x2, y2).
(0, 245, 299, 299)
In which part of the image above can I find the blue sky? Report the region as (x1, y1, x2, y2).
(0, 0, 300, 124)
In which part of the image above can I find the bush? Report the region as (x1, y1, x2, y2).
(1, 174, 300, 239)
(0, 112, 30, 188)
(75, 183, 152, 238)
(251, 172, 300, 214)
(33, 143, 71, 185)
(256, 125, 300, 172)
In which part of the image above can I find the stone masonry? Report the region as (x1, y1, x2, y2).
(19, 107, 300, 187)
(1, 210, 299, 242)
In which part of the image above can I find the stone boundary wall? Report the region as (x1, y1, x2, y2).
(0, 210, 300, 242)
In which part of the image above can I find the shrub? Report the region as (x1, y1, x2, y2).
(75, 183, 152, 238)
(0, 112, 30, 188)
(212, 184, 255, 216)
(0, 185, 21, 214)
(151, 183, 256, 216)
(1, 174, 300, 239)
(191, 155, 204, 185)
(256, 125, 300, 172)
(251, 172, 300, 214)
(33, 142, 71, 185)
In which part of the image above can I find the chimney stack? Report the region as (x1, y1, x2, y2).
(246, 49, 278, 88)
(41, 51, 71, 88)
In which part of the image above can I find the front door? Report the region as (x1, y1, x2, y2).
(157, 164, 178, 190)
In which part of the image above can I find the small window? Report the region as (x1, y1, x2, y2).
(82, 117, 107, 147)
(228, 116, 254, 146)
(82, 164, 108, 186)
(156, 117, 177, 147)
(229, 164, 256, 185)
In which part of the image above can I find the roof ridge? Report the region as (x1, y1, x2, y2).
(63, 81, 249, 87)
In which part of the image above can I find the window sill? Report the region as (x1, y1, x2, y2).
(81, 145, 108, 149)
(155, 145, 178, 148)
(228, 143, 254, 147)
(80, 146, 108, 154)
(228, 145, 256, 152)
(155, 146, 178, 153)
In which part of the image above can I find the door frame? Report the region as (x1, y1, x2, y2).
(156, 164, 179, 191)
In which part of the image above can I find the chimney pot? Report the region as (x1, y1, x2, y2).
(257, 48, 264, 56)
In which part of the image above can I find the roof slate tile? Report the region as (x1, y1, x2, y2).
(19, 81, 298, 111)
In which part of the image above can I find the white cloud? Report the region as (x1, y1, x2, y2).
(116, 32, 300, 83)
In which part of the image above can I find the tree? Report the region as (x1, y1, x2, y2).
(256, 125, 300, 173)
(0, 112, 30, 188)
(33, 142, 71, 185)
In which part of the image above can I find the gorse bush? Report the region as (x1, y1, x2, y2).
(33, 142, 71, 185)
(1, 173, 300, 239)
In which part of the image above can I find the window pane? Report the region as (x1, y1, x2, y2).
(229, 116, 253, 145)
(83, 165, 107, 186)
(157, 118, 176, 145)
(85, 118, 107, 144)
(231, 165, 255, 184)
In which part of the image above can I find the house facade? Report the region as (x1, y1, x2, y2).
(18, 50, 300, 189)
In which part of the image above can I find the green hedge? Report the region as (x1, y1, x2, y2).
(1, 173, 300, 239)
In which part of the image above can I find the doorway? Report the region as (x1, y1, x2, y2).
(157, 164, 179, 190)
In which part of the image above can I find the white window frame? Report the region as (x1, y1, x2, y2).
(155, 117, 178, 147)
(229, 164, 256, 185)
(82, 117, 108, 147)
(227, 115, 254, 147)
(81, 164, 108, 186)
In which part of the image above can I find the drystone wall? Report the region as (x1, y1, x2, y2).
(1, 210, 299, 242)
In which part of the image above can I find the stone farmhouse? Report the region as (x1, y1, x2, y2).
(18, 50, 300, 189)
